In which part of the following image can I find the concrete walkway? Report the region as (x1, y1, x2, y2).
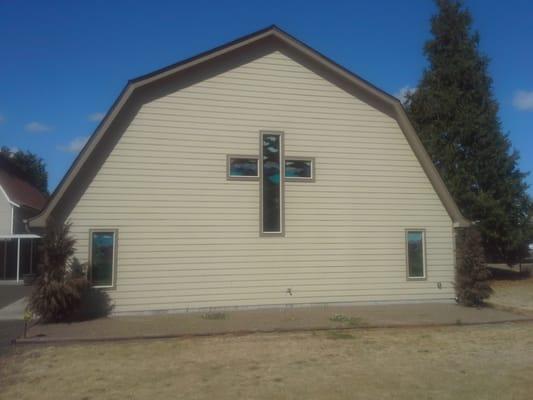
(0, 298, 27, 321)
(0, 296, 28, 353)
(18, 302, 532, 344)
(0, 285, 31, 309)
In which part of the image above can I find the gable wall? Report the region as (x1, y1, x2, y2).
(0, 191, 12, 235)
(12, 206, 38, 234)
(67, 51, 455, 313)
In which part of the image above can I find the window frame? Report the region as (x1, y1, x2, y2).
(226, 155, 260, 181)
(89, 229, 118, 289)
(259, 130, 285, 236)
(284, 157, 315, 182)
(405, 229, 427, 280)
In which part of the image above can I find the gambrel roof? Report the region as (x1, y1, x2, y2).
(29, 25, 469, 228)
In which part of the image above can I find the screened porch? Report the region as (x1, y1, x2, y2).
(0, 234, 40, 284)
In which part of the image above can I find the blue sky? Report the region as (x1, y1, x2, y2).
(0, 0, 532, 194)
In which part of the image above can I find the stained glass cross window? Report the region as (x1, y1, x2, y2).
(227, 131, 315, 236)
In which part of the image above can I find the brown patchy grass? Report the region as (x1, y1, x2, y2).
(1, 323, 533, 400)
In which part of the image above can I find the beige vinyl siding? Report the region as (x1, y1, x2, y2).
(67, 51, 455, 313)
(0, 194, 12, 235)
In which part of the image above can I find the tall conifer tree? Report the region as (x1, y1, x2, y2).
(405, 0, 532, 263)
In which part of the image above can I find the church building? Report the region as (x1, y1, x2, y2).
(29, 26, 469, 314)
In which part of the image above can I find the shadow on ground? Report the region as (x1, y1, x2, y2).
(0, 285, 32, 355)
(0, 321, 24, 355)
(0, 285, 32, 309)
(488, 266, 531, 281)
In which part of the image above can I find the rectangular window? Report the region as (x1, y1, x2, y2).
(228, 156, 258, 179)
(90, 230, 117, 288)
(285, 158, 313, 180)
(406, 230, 425, 279)
(261, 132, 283, 234)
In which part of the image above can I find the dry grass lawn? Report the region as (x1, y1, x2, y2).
(490, 277, 533, 312)
(2, 323, 533, 400)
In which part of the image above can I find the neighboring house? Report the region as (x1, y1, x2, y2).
(0, 162, 47, 282)
(29, 26, 469, 314)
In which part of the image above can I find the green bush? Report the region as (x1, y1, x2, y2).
(29, 222, 89, 322)
(455, 228, 493, 306)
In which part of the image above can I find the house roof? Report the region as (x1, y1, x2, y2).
(28, 25, 469, 228)
(0, 167, 47, 210)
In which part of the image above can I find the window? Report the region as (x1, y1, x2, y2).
(406, 230, 426, 279)
(261, 132, 283, 234)
(285, 158, 313, 180)
(90, 230, 117, 288)
(227, 156, 259, 179)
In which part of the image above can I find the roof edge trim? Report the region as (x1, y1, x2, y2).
(29, 25, 469, 228)
(0, 184, 20, 207)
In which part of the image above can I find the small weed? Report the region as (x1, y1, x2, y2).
(329, 314, 363, 327)
(290, 360, 307, 366)
(348, 318, 363, 327)
(330, 314, 349, 323)
(201, 312, 227, 320)
(327, 331, 356, 340)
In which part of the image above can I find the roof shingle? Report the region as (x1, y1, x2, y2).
(0, 168, 47, 210)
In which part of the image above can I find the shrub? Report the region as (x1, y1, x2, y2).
(74, 287, 114, 321)
(455, 227, 493, 306)
(29, 222, 89, 322)
(201, 311, 227, 320)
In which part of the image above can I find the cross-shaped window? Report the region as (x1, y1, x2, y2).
(227, 131, 315, 236)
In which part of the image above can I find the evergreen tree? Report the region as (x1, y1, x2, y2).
(29, 222, 88, 322)
(405, 0, 532, 263)
(455, 228, 492, 306)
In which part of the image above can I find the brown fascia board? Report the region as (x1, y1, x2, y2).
(28, 27, 277, 228)
(28, 25, 469, 228)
